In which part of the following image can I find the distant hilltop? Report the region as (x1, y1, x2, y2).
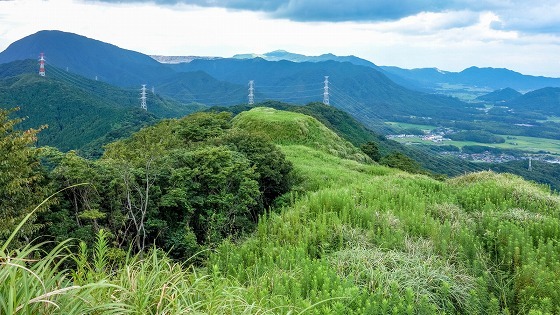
(150, 55, 222, 64)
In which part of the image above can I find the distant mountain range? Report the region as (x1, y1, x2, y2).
(2, 30, 560, 149)
(475, 86, 560, 116)
(150, 55, 222, 64)
(0, 30, 476, 126)
(168, 57, 474, 123)
(232, 50, 382, 70)
(381, 65, 560, 92)
(156, 50, 423, 91)
(155, 49, 560, 93)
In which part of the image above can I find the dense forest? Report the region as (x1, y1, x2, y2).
(3, 106, 560, 314)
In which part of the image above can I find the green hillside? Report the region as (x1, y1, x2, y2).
(170, 57, 475, 122)
(0, 60, 202, 155)
(154, 70, 247, 105)
(0, 30, 175, 87)
(232, 107, 370, 163)
(3, 107, 560, 314)
(476, 87, 522, 103)
(507, 87, 560, 115)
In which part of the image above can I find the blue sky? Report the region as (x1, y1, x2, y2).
(1, 0, 559, 76)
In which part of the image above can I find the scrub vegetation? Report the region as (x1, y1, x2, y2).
(2, 107, 560, 314)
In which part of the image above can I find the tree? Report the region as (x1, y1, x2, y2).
(361, 141, 381, 162)
(216, 130, 293, 210)
(40, 148, 116, 245)
(0, 108, 50, 243)
(175, 111, 231, 143)
(103, 141, 165, 254)
(160, 146, 260, 246)
(380, 152, 424, 174)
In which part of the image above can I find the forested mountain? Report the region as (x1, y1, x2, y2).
(0, 59, 200, 154)
(506, 87, 560, 115)
(0, 59, 37, 77)
(381, 65, 560, 92)
(0, 30, 174, 87)
(476, 87, 522, 103)
(0, 30, 477, 128)
(169, 57, 474, 123)
(154, 71, 246, 105)
(231, 50, 560, 93)
(229, 50, 427, 91)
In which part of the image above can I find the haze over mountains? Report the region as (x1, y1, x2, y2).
(381, 66, 560, 92)
(155, 48, 560, 93)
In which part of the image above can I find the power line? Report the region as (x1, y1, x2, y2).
(328, 83, 482, 175)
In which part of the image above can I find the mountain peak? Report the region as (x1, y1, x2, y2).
(231, 50, 380, 70)
(266, 49, 290, 55)
(0, 29, 172, 86)
(476, 87, 522, 103)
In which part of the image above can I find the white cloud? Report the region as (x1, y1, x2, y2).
(0, 0, 559, 77)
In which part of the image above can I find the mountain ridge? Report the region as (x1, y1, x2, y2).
(0, 59, 201, 155)
(381, 65, 560, 92)
(506, 87, 560, 115)
(0, 30, 174, 87)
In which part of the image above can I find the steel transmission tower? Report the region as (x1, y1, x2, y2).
(248, 80, 255, 105)
(39, 53, 45, 76)
(323, 76, 329, 105)
(140, 84, 147, 111)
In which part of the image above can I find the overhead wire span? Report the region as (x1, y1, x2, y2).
(40, 64, 485, 174)
(256, 82, 324, 89)
(328, 81, 482, 174)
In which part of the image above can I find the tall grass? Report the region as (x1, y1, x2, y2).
(5, 116, 560, 314)
(0, 185, 283, 314)
(0, 185, 119, 314)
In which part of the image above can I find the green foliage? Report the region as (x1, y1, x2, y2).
(380, 152, 425, 174)
(232, 107, 371, 163)
(216, 130, 294, 208)
(448, 130, 506, 144)
(488, 159, 560, 192)
(360, 141, 381, 162)
(6, 105, 560, 314)
(160, 146, 260, 244)
(42, 111, 293, 260)
(0, 63, 203, 155)
(176, 111, 232, 143)
(0, 108, 50, 244)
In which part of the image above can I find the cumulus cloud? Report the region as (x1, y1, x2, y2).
(86, 0, 560, 36)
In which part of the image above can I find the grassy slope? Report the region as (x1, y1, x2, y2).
(232, 107, 371, 164)
(0, 61, 203, 155)
(209, 107, 560, 314)
(5, 107, 560, 314)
